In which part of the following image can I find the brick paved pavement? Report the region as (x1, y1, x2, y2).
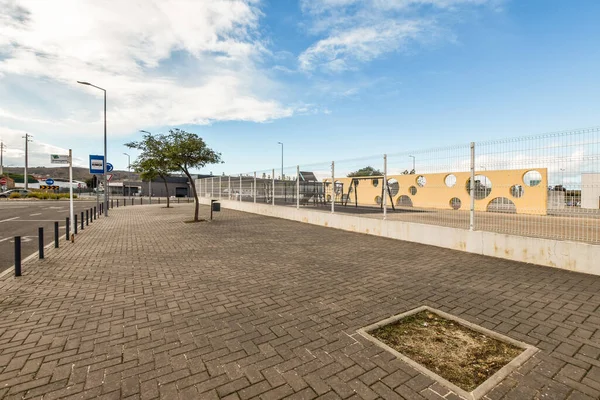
(1, 204, 600, 399)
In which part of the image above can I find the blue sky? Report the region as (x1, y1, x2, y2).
(1, 0, 599, 176)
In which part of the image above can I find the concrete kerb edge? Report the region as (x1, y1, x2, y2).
(356, 306, 539, 400)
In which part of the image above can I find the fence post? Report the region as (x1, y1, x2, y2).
(297, 166, 300, 209)
(66, 217, 70, 240)
(470, 142, 475, 231)
(331, 161, 335, 213)
(38, 227, 44, 259)
(54, 221, 59, 248)
(14, 236, 21, 277)
(272, 169, 275, 206)
(211, 177, 214, 198)
(383, 154, 387, 220)
(254, 172, 257, 203)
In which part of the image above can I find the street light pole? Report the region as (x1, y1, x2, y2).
(278, 142, 283, 179)
(77, 81, 108, 217)
(409, 155, 415, 173)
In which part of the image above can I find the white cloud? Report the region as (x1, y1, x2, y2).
(299, 0, 501, 72)
(299, 21, 423, 72)
(0, 126, 88, 169)
(0, 0, 292, 137)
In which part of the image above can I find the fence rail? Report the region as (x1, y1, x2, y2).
(197, 127, 600, 244)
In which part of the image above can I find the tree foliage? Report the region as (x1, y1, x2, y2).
(125, 129, 222, 221)
(125, 132, 176, 208)
(162, 129, 222, 221)
(347, 166, 383, 177)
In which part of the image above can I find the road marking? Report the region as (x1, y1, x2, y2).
(0, 217, 19, 223)
(30, 213, 42, 216)
(0, 235, 36, 243)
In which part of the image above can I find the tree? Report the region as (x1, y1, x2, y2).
(347, 166, 383, 177)
(125, 132, 176, 208)
(162, 129, 222, 222)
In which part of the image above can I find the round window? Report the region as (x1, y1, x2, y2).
(445, 174, 457, 188)
(387, 179, 399, 196)
(510, 185, 524, 198)
(466, 175, 492, 200)
(450, 197, 462, 210)
(523, 170, 542, 187)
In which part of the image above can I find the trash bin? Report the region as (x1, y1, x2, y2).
(211, 201, 220, 212)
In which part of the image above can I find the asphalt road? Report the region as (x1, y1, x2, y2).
(0, 200, 100, 273)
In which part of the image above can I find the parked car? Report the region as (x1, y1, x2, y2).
(0, 189, 30, 198)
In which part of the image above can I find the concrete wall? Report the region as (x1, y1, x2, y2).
(325, 168, 548, 215)
(199, 195, 600, 276)
(582, 173, 600, 209)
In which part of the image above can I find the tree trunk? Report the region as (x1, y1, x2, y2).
(183, 170, 200, 221)
(161, 177, 170, 208)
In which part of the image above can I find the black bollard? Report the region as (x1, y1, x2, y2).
(132, 198, 134, 206)
(15, 236, 21, 277)
(117, 199, 119, 207)
(74, 214, 78, 234)
(140, 198, 142, 205)
(94, 206, 97, 219)
(178, 198, 180, 204)
(158, 198, 161, 204)
(38, 227, 44, 259)
(54, 221, 59, 248)
(81, 212, 84, 230)
(66, 217, 70, 240)
(123, 198, 125, 207)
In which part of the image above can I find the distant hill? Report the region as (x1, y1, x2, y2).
(2, 166, 138, 182)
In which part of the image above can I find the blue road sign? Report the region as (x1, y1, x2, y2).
(89, 155, 105, 174)
(45, 178, 54, 185)
(106, 163, 114, 172)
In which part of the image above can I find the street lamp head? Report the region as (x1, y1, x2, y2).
(278, 142, 283, 145)
(77, 81, 91, 85)
(140, 130, 151, 134)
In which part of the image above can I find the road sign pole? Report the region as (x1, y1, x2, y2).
(69, 149, 75, 242)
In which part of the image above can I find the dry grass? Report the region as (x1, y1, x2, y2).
(371, 311, 523, 392)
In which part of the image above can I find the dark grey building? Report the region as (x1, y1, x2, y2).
(114, 175, 212, 197)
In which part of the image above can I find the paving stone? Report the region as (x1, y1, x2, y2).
(0, 204, 600, 400)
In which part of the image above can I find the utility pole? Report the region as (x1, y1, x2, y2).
(23, 133, 33, 189)
(0, 141, 5, 175)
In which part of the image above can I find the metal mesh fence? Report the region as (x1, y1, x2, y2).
(198, 127, 600, 244)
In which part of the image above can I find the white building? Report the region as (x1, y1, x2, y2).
(581, 173, 600, 209)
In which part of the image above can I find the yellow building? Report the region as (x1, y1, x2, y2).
(324, 168, 548, 215)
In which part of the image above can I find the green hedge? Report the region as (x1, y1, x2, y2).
(26, 192, 78, 200)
